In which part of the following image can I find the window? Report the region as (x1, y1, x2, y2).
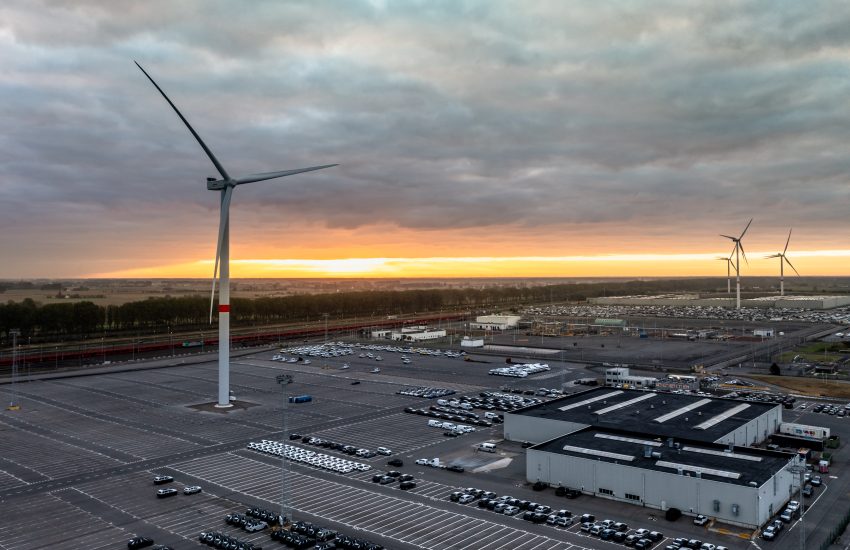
(625, 493, 641, 501)
(598, 488, 614, 496)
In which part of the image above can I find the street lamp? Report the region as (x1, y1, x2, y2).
(276, 374, 294, 526)
(786, 461, 806, 550)
(8, 329, 20, 410)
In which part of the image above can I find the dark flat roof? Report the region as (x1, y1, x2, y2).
(513, 387, 779, 442)
(532, 426, 794, 487)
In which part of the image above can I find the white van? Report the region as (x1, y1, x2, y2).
(478, 442, 496, 453)
(484, 412, 499, 420)
(428, 420, 443, 428)
(437, 399, 449, 406)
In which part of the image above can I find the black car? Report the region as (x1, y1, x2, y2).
(398, 474, 415, 482)
(128, 537, 154, 549)
(443, 431, 459, 437)
(372, 474, 383, 483)
(289, 433, 302, 440)
(387, 458, 404, 467)
(446, 465, 465, 472)
(399, 480, 416, 490)
(351, 381, 361, 385)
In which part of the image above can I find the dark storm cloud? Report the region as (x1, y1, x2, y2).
(2, 0, 850, 275)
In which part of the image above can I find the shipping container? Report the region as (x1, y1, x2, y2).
(288, 395, 312, 404)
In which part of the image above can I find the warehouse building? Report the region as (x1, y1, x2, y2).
(470, 314, 522, 330)
(527, 426, 798, 528)
(504, 387, 783, 447)
(604, 367, 657, 389)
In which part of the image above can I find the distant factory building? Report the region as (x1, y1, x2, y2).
(368, 329, 393, 339)
(753, 329, 775, 338)
(470, 315, 522, 330)
(460, 337, 485, 348)
(391, 329, 447, 342)
(604, 367, 656, 389)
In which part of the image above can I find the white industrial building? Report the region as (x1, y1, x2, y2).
(590, 294, 850, 310)
(470, 314, 522, 330)
(390, 329, 446, 342)
(604, 367, 657, 389)
(460, 337, 484, 348)
(509, 388, 799, 528)
(527, 427, 798, 528)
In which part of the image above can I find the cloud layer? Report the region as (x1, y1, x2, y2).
(2, 1, 849, 277)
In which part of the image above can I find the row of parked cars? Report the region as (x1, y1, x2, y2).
(396, 386, 456, 398)
(268, 520, 383, 550)
(371, 470, 417, 489)
(578, 520, 665, 549)
(198, 532, 258, 550)
(247, 440, 371, 474)
(463, 391, 546, 411)
(762, 499, 802, 541)
(127, 538, 171, 550)
(289, 433, 392, 458)
(404, 405, 493, 429)
(489, 362, 551, 378)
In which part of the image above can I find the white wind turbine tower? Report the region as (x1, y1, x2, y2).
(136, 62, 337, 408)
(765, 229, 800, 296)
(715, 256, 733, 294)
(720, 219, 752, 310)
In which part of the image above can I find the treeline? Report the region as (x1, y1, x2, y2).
(0, 278, 728, 342)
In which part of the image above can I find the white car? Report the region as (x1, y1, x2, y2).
(415, 458, 429, 465)
(377, 447, 392, 455)
(787, 500, 800, 512)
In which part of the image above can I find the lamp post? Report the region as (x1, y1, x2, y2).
(786, 461, 806, 550)
(323, 313, 329, 344)
(276, 374, 294, 526)
(8, 329, 20, 410)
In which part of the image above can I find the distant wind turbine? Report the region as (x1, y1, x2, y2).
(720, 218, 752, 310)
(716, 256, 733, 294)
(765, 229, 800, 297)
(135, 62, 337, 408)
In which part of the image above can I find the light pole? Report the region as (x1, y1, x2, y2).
(169, 328, 174, 357)
(786, 462, 806, 550)
(8, 329, 20, 410)
(276, 374, 294, 526)
(323, 313, 329, 344)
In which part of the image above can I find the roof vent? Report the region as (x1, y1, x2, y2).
(651, 451, 662, 459)
(677, 467, 684, 475)
(748, 481, 758, 487)
(644, 446, 652, 458)
(695, 471, 701, 478)
(698, 411, 702, 416)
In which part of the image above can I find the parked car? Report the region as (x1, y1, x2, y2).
(183, 486, 202, 495)
(128, 537, 154, 549)
(153, 476, 173, 485)
(693, 514, 709, 526)
(156, 488, 178, 498)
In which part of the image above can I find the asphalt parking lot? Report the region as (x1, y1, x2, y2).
(0, 340, 844, 549)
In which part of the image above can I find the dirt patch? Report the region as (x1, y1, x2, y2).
(748, 375, 850, 398)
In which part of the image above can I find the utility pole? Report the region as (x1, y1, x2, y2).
(8, 329, 20, 410)
(323, 313, 329, 343)
(786, 462, 806, 550)
(276, 374, 294, 526)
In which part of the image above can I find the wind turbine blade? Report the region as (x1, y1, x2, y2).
(134, 61, 231, 181)
(235, 164, 338, 185)
(739, 243, 749, 265)
(738, 218, 753, 240)
(784, 256, 800, 276)
(209, 186, 234, 323)
(783, 228, 792, 254)
(716, 257, 729, 261)
(719, 234, 737, 240)
(765, 254, 781, 259)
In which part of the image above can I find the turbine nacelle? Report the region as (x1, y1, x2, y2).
(207, 178, 232, 191)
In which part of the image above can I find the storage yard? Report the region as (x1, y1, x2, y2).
(1, 339, 849, 549)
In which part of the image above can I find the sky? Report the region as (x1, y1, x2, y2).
(2, 0, 849, 279)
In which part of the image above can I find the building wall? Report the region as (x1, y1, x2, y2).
(526, 449, 796, 528)
(503, 413, 586, 443)
(715, 405, 782, 447)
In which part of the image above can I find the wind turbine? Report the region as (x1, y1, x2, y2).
(765, 229, 799, 296)
(715, 256, 733, 294)
(135, 62, 337, 408)
(720, 218, 752, 310)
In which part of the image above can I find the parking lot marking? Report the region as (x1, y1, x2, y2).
(169, 452, 594, 550)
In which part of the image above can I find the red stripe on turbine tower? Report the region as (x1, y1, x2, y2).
(219, 305, 230, 313)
